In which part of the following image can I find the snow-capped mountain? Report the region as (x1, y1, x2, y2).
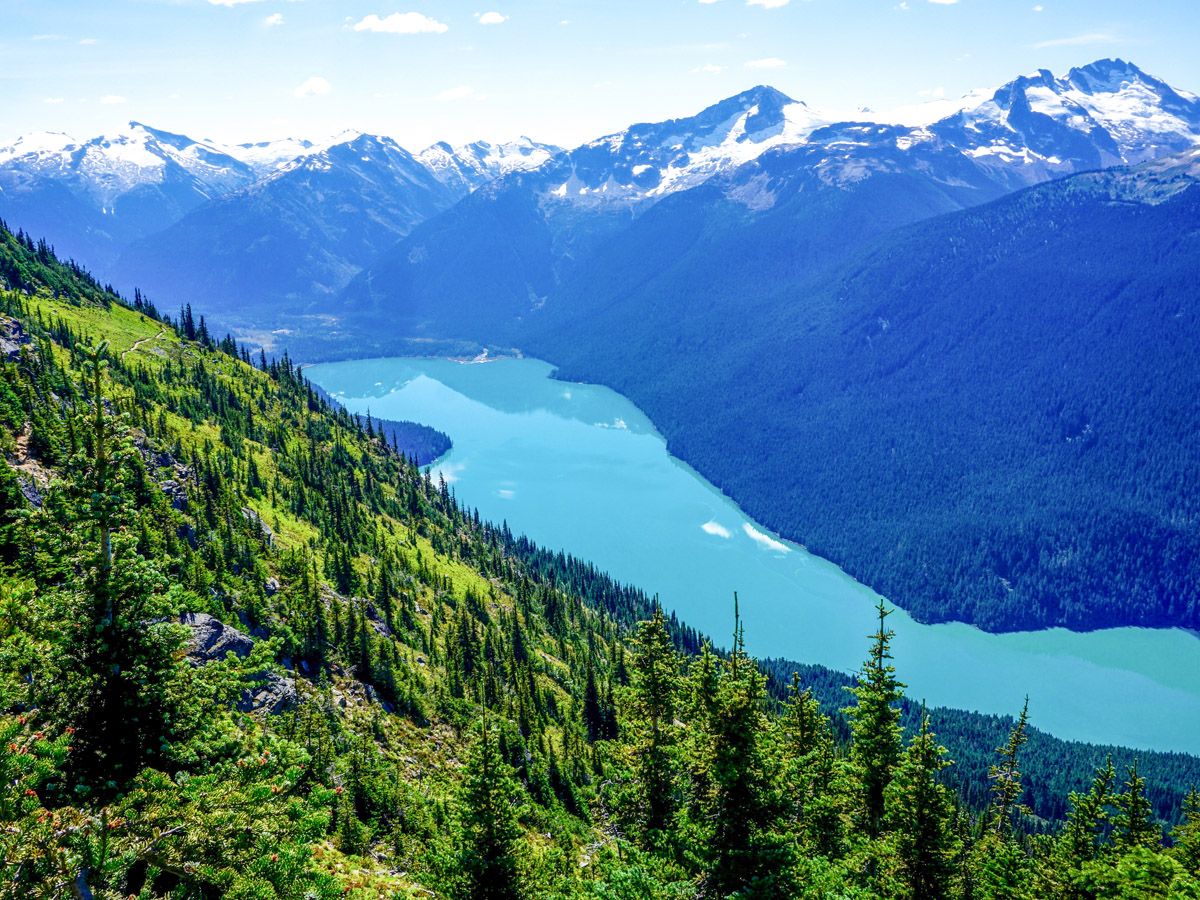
(418, 137, 562, 194)
(229, 136, 320, 178)
(532, 85, 827, 208)
(0, 122, 326, 267)
(927, 58, 1200, 188)
(0, 122, 261, 206)
(114, 132, 459, 323)
(338, 58, 1200, 352)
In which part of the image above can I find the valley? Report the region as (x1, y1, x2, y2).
(305, 355, 1200, 753)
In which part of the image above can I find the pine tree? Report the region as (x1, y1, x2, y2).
(1113, 760, 1160, 851)
(458, 714, 526, 900)
(45, 345, 188, 796)
(885, 712, 958, 899)
(627, 606, 680, 837)
(1056, 758, 1116, 874)
(705, 599, 790, 898)
(989, 699, 1029, 836)
(778, 673, 842, 857)
(846, 599, 905, 838)
(1172, 789, 1200, 876)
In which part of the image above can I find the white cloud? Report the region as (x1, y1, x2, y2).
(477, 11, 507, 25)
(694, 63, 725, 74)
(352, 12, 449, 35)
(435, 84, 477, 101)
(559, 19, 570, 25)
(99, 94, 127, 105)
(1032, 4, 1044, 10)
(747, 0, 790, 7)
(743, 523, 790, 553)
(264, 13, 285, 27)
(79, 38, 98, 45)
(699, 0, 722, 4)
(207, 0, 267, 6)
(1032, 31, 1117, 48)
(701, 520, 733, 539)
(43, 97, 65, 104)
(895, 1, 910, 9)
(293, 76, 331, 98)
(745, 57, 786, 69)
(927, 0, 959, 4)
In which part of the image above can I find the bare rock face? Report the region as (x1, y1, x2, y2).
(241, 507, 274, 546)
(237, 672, 298, 715)
(179, 612, 297, 715)
(0, 316, 32, 360)
(17, 474, 42, 508)
(180, 612, 254, 663)
(160, 479, 188, 511)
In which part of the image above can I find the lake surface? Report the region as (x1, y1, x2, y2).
(306, 356, 1200, 753)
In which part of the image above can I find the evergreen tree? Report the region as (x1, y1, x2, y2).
(705, 600, 790, 898)
(884, 712, 958, 899)
(627, 606, 680, 838)
(989, 699, 1029, 836)
(458, 714, 527, 900)
(44, 345, 187, 796)
(1113, 760, 1160, 852)
(778, 673, 842, 857)
(846, 600, 905, 838)
(1172, 789, 1200, 876)
(1055, 758, 1117, 877)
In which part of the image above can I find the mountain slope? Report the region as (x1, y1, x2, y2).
(529, 151, 1200, 632)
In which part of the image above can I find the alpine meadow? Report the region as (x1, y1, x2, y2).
(1, 1, 1199, 898)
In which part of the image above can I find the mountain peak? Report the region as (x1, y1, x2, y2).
(1065, 57, 1151, 93)
(724, 84, 797, 108)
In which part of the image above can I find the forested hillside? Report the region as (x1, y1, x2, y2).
(524, 157, 1200, 632)
(2, 223, 1200, 898)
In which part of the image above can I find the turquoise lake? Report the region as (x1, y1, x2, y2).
(305, 356, 1200, 754)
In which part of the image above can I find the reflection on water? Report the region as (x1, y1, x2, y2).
(306, 356, 1200, 754)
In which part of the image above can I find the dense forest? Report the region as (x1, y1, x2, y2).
(2, 223, 1199, 897)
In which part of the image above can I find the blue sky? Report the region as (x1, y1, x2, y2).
(2, 0, 1198, 150)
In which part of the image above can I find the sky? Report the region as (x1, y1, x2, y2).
(2, 0, 1198, 152)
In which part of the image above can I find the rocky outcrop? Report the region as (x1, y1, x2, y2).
(241, 506, 274, 546)
(0, 316, 32, 360)
(180, 612, 254, 663)
(179, 612, 297, 715)
(237, 672, 298, 715)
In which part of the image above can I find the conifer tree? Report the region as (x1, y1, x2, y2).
(46, 345, 186, 796)
(989, 699, 1030, 835)
(1173, 789, 1200, 876)
(705, 599, 790, 898)
(458, 714, 527, 900)
(1056, 758, 1116, 876)
(1113, 760, 1160, 852)
(885, 712, 958, 899)
(778, 673, 842, 857)
(627, 606, 680, 837)
(846, 599, 905, 838)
